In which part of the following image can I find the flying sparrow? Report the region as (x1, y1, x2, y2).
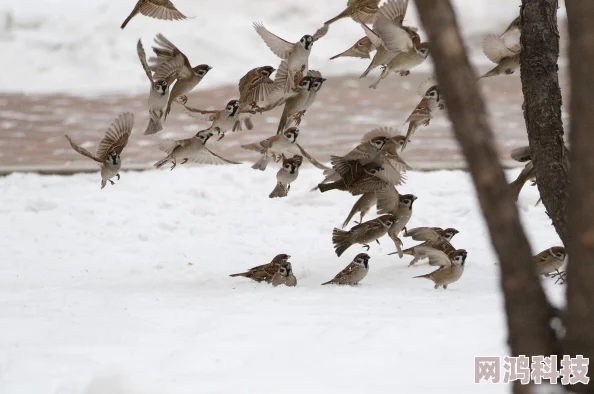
(241, 127, 325, 171)
(368, 42, 429, 89)
(236, 65, 276, 131)
(322, 253, 371, 286)
(253, 22, 328, 93)
(324, 0, 380, 25)
(269, 155, 303, 198)
(533, 246, 566, 277)
(184, 99, 257, 140)
(271, 262, 298, 287)
(359, 0, 419, 78)
(329, 36, 375, 60)
(479, 17, 521, 78)
(276, 71, 326, 134)
(398, 230, 459, 267)
(318, 161, 389, 195)
(153, 129, 241, 170)
(376, 189, 417, 257)
(149, 34, 212, 119)
(402, 82, 444, 151)
(230, 254, 292, 283)
(342, 192, 378, 229)
(137, 39, 183, 135)
(64, 113, 133, 189)
(121, 0, 187, 29)
(414, 249, 468, 289)
(332, 214, 395, 257)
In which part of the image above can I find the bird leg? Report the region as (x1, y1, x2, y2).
(182, 158, 188, 165)
(362, 244, 371, 251)
(551, 269, 566, 285)
(176, 95, 188, 105)
(375, 239, 380, 245)
(294, 111, 306, 126)
(109, 180, 115, 185)
(217, 132, 226, 141)
(116, 174, 120, 181)
(170, 159, 177, 171)
(399, 70, 411, 76)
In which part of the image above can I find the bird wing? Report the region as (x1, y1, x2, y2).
(140, 0, 187, 22)
(153, 54, 185, 83)
(95, 112, 134, 159)
(405, 99, 432, 123)
(312, 24, 329, 41)
(404, 227, 442, 242)
(242, 135, 278, 154)
(330, 157, 366, 186)
(240, 76, 276, 109)
(150, 34, 193, 79)
(482, 34, 518, 64)
(64, 134, 101, 163)
(183, 105, 218, 122)
(377, 0, 409, 26)
(137, 40, 154, 84)
(360, 127, 397, 143)
(360, 23, 384, 50)
(414, 246, 452, 268)
(341, 143, 377, 162)
(373, 8, 413, 54)
(296, 143, 330, 170)
(253, 22, 294, 59)
(330, 262, 358, 282)
(375, 185, 400, 215)
(511, 146, 531, 162)
(350, 173, 389, 195)
(190, 146, 242, 165)
(350, 0, 381, 24)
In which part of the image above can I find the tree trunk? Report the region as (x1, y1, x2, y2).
(563, 1, 594, 392)
(520, 0, 570, 246)
(413, 1, 559, 392)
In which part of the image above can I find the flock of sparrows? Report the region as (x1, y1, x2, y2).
(63, 0, 566, 288)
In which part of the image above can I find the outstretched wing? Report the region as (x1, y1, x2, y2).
(184, 105, 218, 122)
(373, 0, 413, 54)
(404, 227, 443, 242)
(414, 246, 452, 268)
(95, 112, 134, 159)
(482, 34, 518, 64)
(140, 0, 187, 22)
(296, 143, 330, 170)
(253, 22, 294, 59)
(150, 33, 193, 79)
(137, 39, 154, 84)
(191, 146, 242, 165)
(64, 134, 101, 163)
(312, 24, 329, 41)
(330, 157, 365, 186)
(376, 185, 399, 215)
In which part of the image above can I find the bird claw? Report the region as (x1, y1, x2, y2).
(116, 174, 120, 181)
(362, 244, 371, 251)
(550, 269, 566, 285)
(109, 180, 115, 185)
(170, 160, 176, 171)
(217, 133, 226, 141)
(177, 95, 188, 105)
(182, 158, 188, 165)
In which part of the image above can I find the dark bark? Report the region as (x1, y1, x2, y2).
(564, 1, 594, 392)
(414, 1, 559, 392)
(520, 0, 570, 246)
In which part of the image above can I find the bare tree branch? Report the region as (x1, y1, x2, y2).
(520, 0, 569, 246)
(413, 2, 559, 392)
(564, 1, 594, 392)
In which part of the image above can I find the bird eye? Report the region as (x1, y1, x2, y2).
(404, 199, 410, 204)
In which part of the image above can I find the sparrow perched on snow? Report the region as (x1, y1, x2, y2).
(318, 161, 389, 195)
(230, 254, 292, 283)
(137, 39, 184, 135)
(184, 99, 257, 140)
(253, 22, 328, 93)
(402, 81, 445, 150)
(398, 228, 459, 266)
(271, 263, 298, 287)
(276, 70, 326, 134)
(149, 34, 212, 119)
(480, 16, 521, 78)
(330, 36, 375, 60)
(269, 155, 303, 198)
(121, 0, 187, 29)
(359, 0, 419, 79)
(508, 145, 536, 202)
(368, 42, 429, 89)
(322, 253, 371, 286)
(236, 65, 276, 131)
(376, 188, 417, 257)
(153, 129, 241, 170)
(533, 246, 566, 277)
(64, 113, 133, 190)
(342, 192, 378, 229)
(332, 214, 395, 257)
(414, 249, 468, 289)
(325, 0, 380, 25)
(241, 127, 325, 171)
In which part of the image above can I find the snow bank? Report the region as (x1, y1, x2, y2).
(0, 0, 533, 94)
(0, 166, 565, 393)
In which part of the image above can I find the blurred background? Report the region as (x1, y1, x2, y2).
(0, 0, 568, 172)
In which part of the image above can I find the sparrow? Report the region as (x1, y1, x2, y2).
(258, 63, 315, 114)
(137, 39, 183, 135)
(368, 42, 430, 89)
(322, 253, 371, 286)
(153, 129, 241, 170)
(318, 161, 389, 195)
(276, 71, 326, 134)
(329, 36, 375, 60)
(324, 0, 380, 25)
(533, 246, 566, 277)
(269, 155, 303, 198)
(271, 263, 298, 287)
(359, 0, 419, 78)
(253, 22, 328, 93)
(184, 99, 257, 140)
(121, 0, 187, 29)
(480, 16, 521, 78)
(404, 227, 459, 242)
(414, 249, 468, 289)
(376, 189, 417, 257)
(509, 145, 536, 202)
(64, 113, 134, 189)
(402, 82, 444, 150)
(230, 254, 292, 283)
(332, 214, 395, 257)
(149, 34, 212, 119)
(342, 192, 378, 229)
(241, 127, 325, 171)
(398, 229, 459, 267)
(236, 65, 276, 131)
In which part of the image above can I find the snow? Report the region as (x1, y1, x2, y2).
(0, 0, 537, 95)
(0, 166, 566, 393)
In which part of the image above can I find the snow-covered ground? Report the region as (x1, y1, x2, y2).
(0, 0, 539, 94)
(1, 166, 565, 393)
